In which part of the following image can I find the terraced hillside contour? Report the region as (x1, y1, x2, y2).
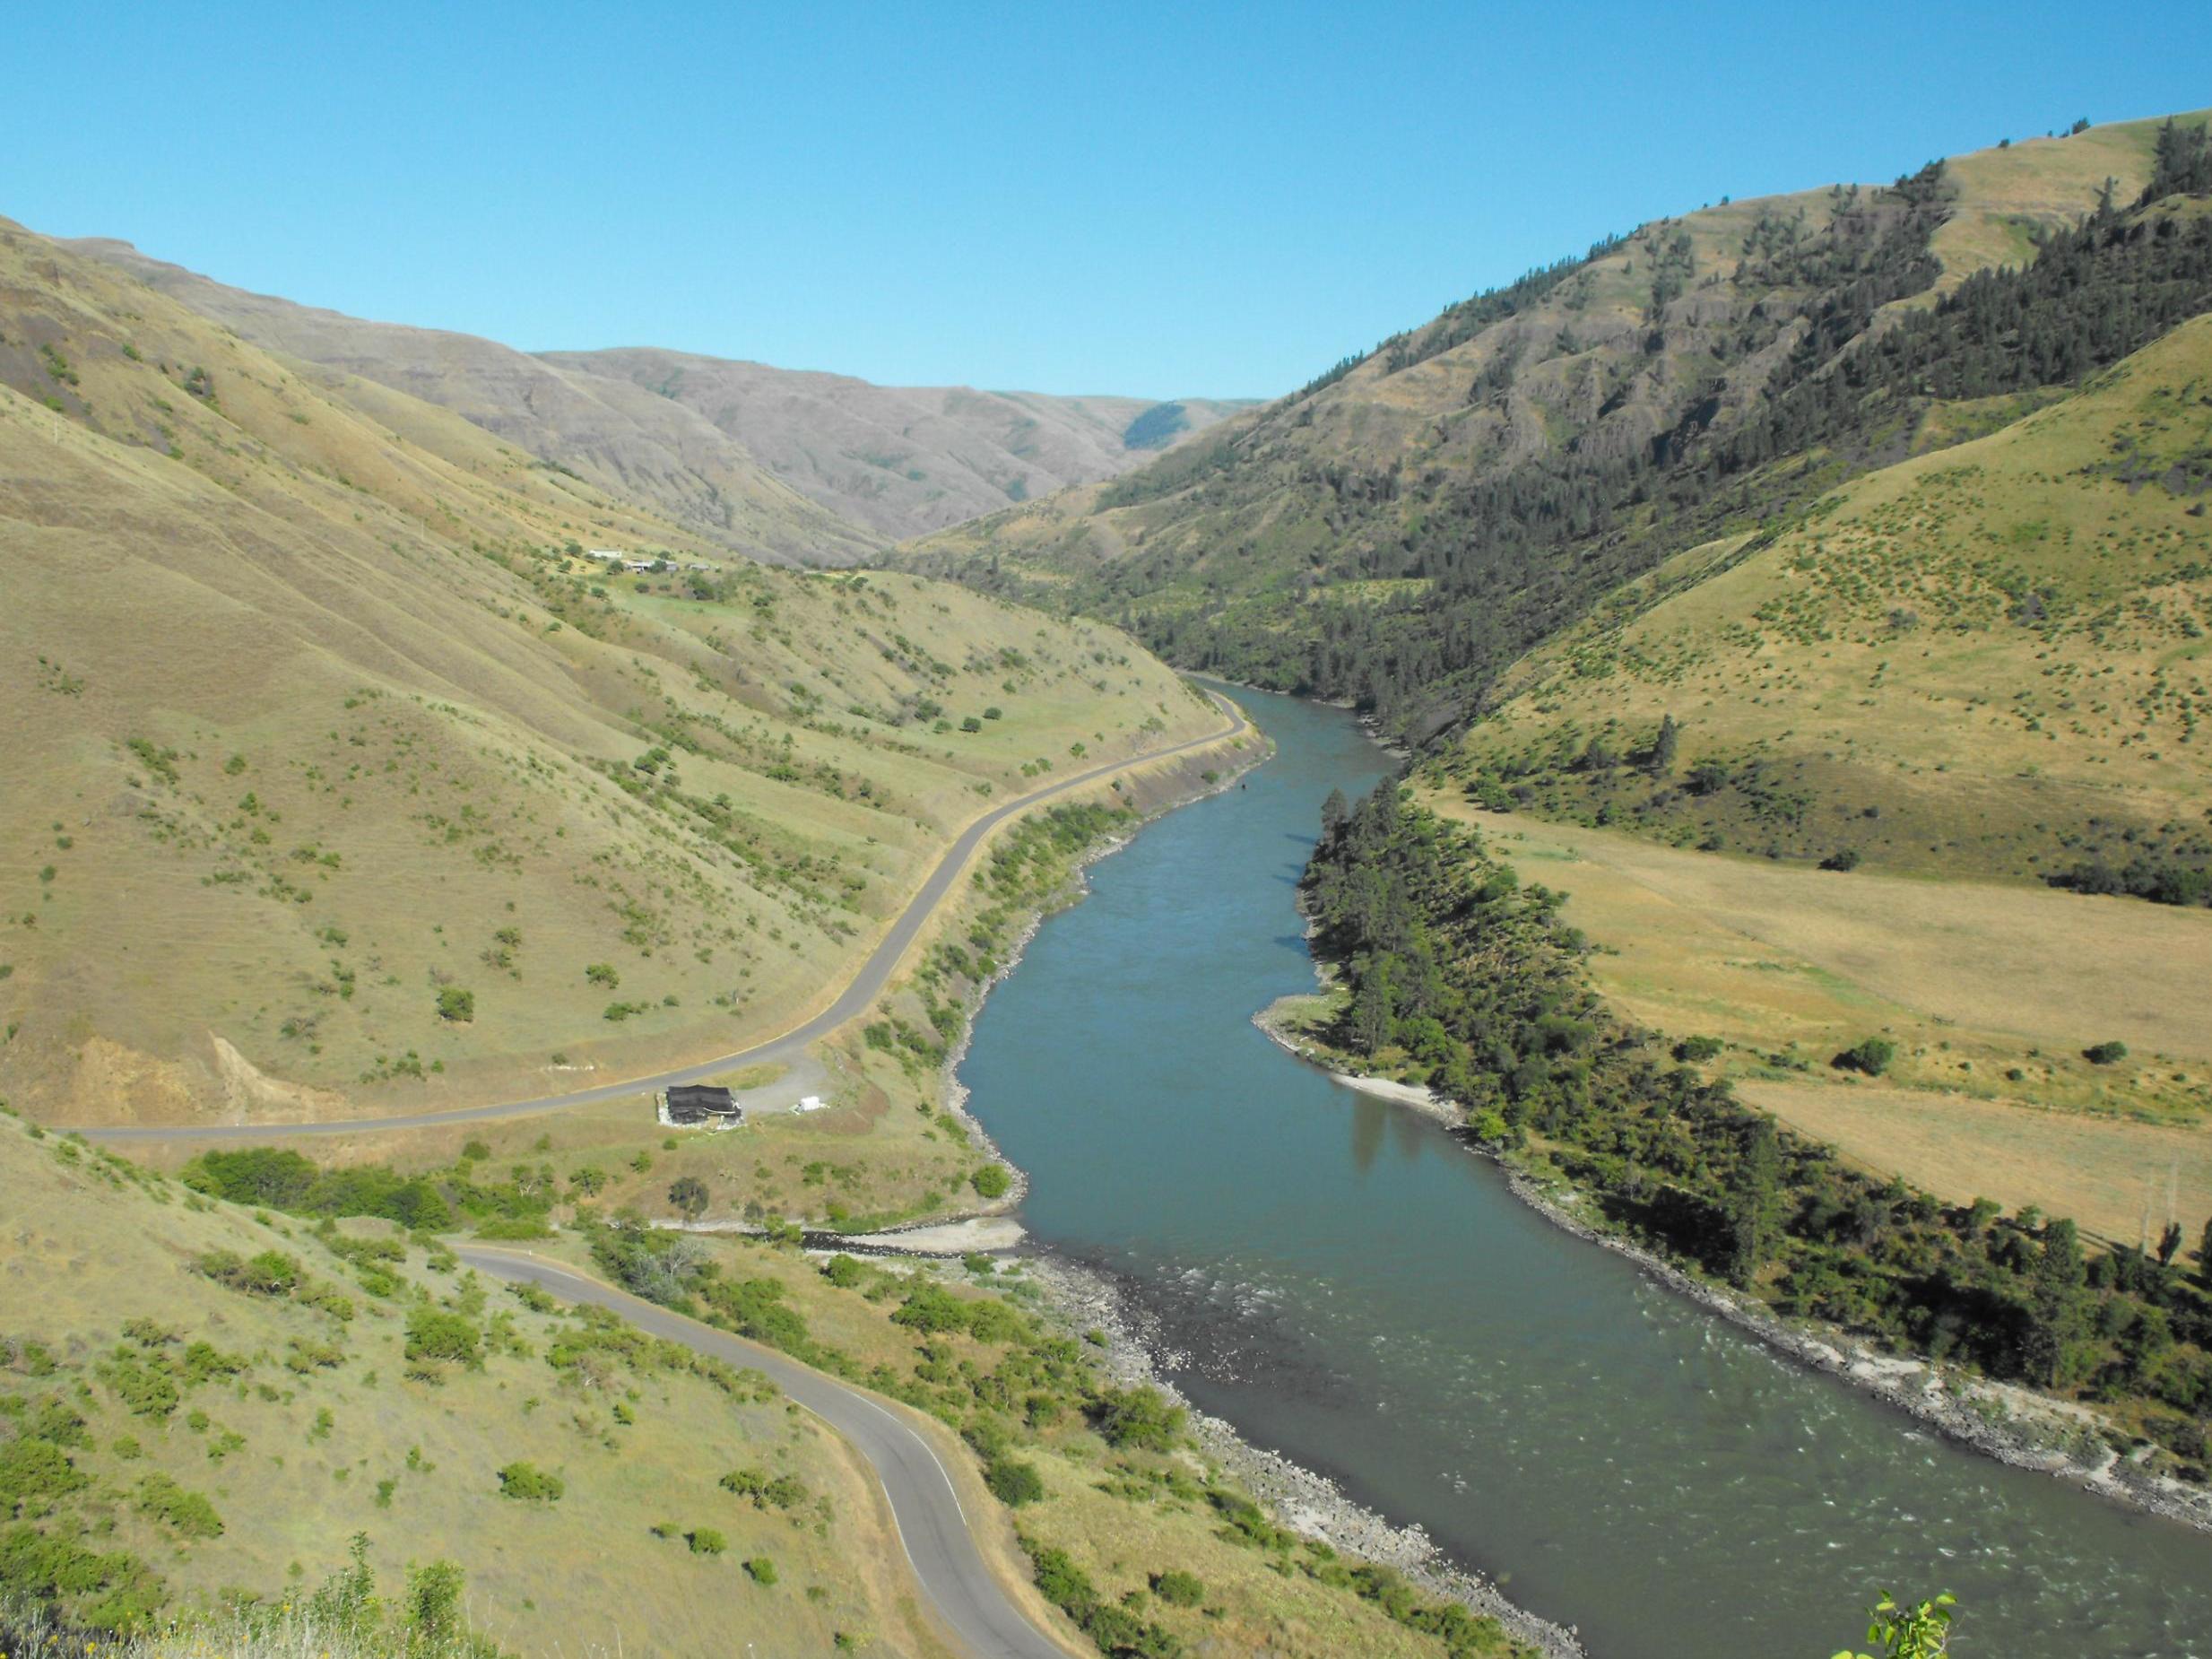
(0, 215, 1224, 1126)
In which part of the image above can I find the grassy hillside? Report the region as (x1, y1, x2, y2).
(1410, 799, 2212, 1248)
(53, 235, 877, 566)
(0, 215, 1225, 1125)
(61, 237, 1251, 550)
(545, 347, 1253, 539)
(0, 1115, 943, 1655)
(904, 111, 2211, 737)
(1444, 309, 2212, 886)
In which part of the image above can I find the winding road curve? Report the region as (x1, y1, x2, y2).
(455, 1246, 1077, 1659)
(74, 692, 1248, 1145)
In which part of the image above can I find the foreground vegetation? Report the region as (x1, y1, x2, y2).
(1300, 786, 2212, 1476)
(0, 1111, 933, 1654)
(573, 1220, 1532, 1659)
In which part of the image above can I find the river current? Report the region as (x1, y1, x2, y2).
(956, 687, 2210, 1658)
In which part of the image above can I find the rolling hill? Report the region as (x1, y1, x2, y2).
(60, 237, 1249, 552)
(904, 110, 2212, 742)
(0, 213, 1224, 1126)
(1444, 308, 2212, 886)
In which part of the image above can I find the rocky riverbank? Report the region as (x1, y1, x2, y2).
(1484, 1154, 2212, 1535)
(1260, 857, 2212, 1538)
(908, 714, 1586, 1657)
(1017, 1250, 1587, 1659)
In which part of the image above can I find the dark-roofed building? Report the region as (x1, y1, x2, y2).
(660, 1084, 744, 1129)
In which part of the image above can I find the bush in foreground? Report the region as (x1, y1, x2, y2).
(495, 1462, 563, 1502)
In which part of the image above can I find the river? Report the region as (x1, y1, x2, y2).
(956, 686, 2211, 1658)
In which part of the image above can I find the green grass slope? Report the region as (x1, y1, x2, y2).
(0, 1115, 937, 1655)
(0, 216, 1222, 1125)
(1443, 310, 2212, 886)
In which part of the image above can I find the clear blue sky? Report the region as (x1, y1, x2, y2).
(12, 1, 2209, 397)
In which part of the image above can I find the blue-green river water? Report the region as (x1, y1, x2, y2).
(957, 687, 2210, 1657)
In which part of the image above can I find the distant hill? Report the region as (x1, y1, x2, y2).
(60, 237, 1250, 551)
(56, 235, 873, 566)
(904, 110, 2212, 741)
(0, 215, 1219, 1123)
(545, 347, 1251, 539)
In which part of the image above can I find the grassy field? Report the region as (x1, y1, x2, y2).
(0, 1115, 950, 1656)
(1421, 792, 2212, 1249)
(0, 215, 1225, 1129)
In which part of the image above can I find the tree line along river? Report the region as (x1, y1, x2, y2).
(955, 686, 2211, 1659)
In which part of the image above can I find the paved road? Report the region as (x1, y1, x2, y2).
(456, 1246, 1076, 1659)
(75, 693, 1247, 1145)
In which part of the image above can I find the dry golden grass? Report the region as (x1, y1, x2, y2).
(1737, 1077, 2212, 1250)
(1425, 795, 2212, 1246)
(1430, 802, 2212, 1072)
(0, 216, 1223, 1127)
(1457, 311, 2212, 882)
(1926, 110, 2208, 292)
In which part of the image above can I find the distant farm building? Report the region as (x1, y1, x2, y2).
(586, 549, 622, 562)
(657, 1084, 745, 1129)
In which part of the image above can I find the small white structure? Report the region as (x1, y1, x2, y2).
(621, 558, 656, 574)
(586, 549, 622, 562)
(793, 1095, 827, 1114)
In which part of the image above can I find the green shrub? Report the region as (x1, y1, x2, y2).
(404, 1307, 482, 1369)
(1091, 1385, 1185, 1451)
(891, 1284, 969, 1333)
(196, 1247, 304, 1296)
(496, 1462, 564, 1502)
(984, 1457, 1044, 1507)
(1151, 1568, 1205, 1607)
(1832, 1037, 1896, 1076)
(822, 1254, 865, 1289)
(436, 986, 475, 1023)
(744, 1556, 777, 1585)
(1673, 1035, 1724, 1064)
(2083, 1040, 2130, 1065)
(688, 1527, 727, 1556)
(136, 1472, 223, 1539)
(474, 1217, 554, 1240)
(970, 1164, 1012, 1200)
